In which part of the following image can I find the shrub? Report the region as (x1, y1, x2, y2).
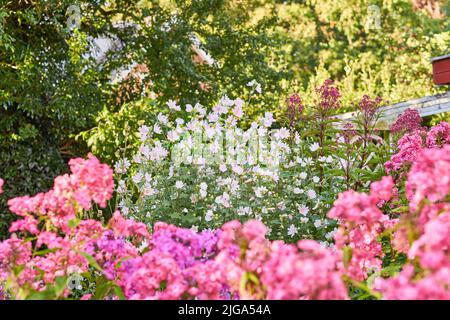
(113, 81, 388, 242)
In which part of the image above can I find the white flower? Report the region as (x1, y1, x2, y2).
(194, 157, 206, 166)
(153, 123, 162, 134)
(287, 224, 297, 237)
(220, 95, 234, 107)
(209, 140, 220, 154)
(116, 180, 127, 194)
(140, 145, 150, 159)
(299, 172, 307, 179)
(190, 225, 199, 232)
(254, 186, 268, 198)
(143, 185, 157, 196)
(213, 103, 228, 115)
(312, 176, 320, 183)
(194, 103, 206, 117)
(298, 204, 310, 216)
(219, 164, 227, 172)
(138, 240, 149, 252)
(207, 112, 219, 123)
(237, 206, 251, 216)
(157, 113, 168, 125)
(167, 99, 181, 111)
(300, 217, 309, 224)
(132, 171, 143, 184)
(234, 98, 244, 108)
(133, 153, 142, 164)
(277, 201, 286, 211)
(262, 112, 274, 128)
(167, 130, 180, 142)
(307, 189, 317, 199)
(175, 118, 185, 125)
(230, 179, 240, 193)
(232, 164, 244, 175)
(326, 155, 333, 163)
(114, 158, 131, 174)
(175, 181, 185, 189)
(274, 127, 290, 140)
(232, 105, 243, 118)
(314, 219, 322, 228)
(325, 229, 337, 240)
(295, 132, 301, 144)
(248, 79, 262, 94)
(205, 210, 213, 222)
(215, 192, 231, 208)
(199, 182, 208, 198)
(309, 142, 320, 152)
(186, 104, 193, 112)
(138, 125, 149, 141)
(150, 142, 168, 161)
(293, 187, 303, 194)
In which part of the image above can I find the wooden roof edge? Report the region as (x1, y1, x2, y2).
(431, 54, 450, 62)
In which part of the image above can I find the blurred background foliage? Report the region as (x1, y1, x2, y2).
(0, 0, 448, 238)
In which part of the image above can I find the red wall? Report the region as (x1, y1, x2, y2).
(432, 57, 450, 85)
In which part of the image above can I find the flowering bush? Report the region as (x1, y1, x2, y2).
(114, 81, 388, 243)
(385, 117, 450, 176)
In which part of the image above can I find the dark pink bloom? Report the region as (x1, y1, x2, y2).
(390, 108, 423, 134)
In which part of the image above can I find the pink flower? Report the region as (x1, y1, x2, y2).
(406, 145, 450, 211)
(0, 178, 3, 194)
(370, 176, 394, 202)
(327, 177, 396, 280)
(316, 79, 341, 111)
(261, 240, 347, 300)
(9, 216, 39, 235)
(390, 108, 423, 134)
(109, 211, 150, 240)
(385, 131, 424, 173)
(426, 121, 450, 148)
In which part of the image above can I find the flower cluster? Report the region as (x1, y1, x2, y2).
(315, 79, 341, 111)
(286, 93, 304, 126)
(406, 145, 450, 212)
(7, 154, 114, 232)
(327, 176, 394, 281)
(376, 146, 450, 299)
(0, 155, 149, 299)
(214, 220, 348, 299)
(390, 108, 423, 134)
(385, 118, 450, 174)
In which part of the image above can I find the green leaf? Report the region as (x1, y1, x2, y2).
(343, 246, 353, 269)
(68, 218, 80, 229)
(78, 251, 104, 273)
